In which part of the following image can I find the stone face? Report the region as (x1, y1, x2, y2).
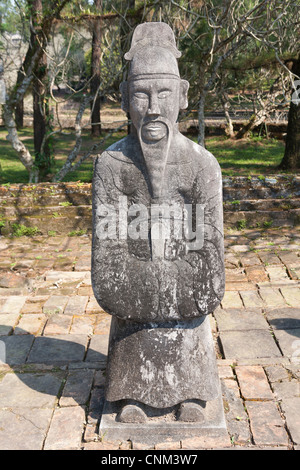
(92, 21, 225, 429)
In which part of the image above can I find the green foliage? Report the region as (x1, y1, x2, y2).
(237, 219, 247, 230)
(11, 223, 40, 237)
(68, 229, 87, 236)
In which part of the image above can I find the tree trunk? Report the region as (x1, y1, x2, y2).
(90, 0, 102, 137)
(279, 54, 300, 170)
(197, 64, 207, 148)
(31, 0, 51, 179)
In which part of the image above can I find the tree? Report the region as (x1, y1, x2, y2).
(90, 0, 102, 137)
(2, 0, 71, 182)
(279, 54, 300, 169)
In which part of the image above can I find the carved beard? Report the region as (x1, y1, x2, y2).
(137, 116, 172, 201)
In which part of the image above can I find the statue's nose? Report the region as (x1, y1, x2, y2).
(147, 94, 160, 115)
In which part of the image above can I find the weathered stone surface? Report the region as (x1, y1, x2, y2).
(280, 398, 300, 444)
(273, 329, 300, 358)
(0, 408, 53, 450)
(27, 334, 88, 363)
(265, 307, 300, 330)
(64, 295, 88, 316)
(220, 330, 282, 359)
(60, 369, 94, 406)
(0, 295, 27, 314)
(280, 287, 300, 308)
(239, 291, 264, 309)
(43, 295, 69, 315)
(0, 313, 20, 335)
(44, 406, 86, 450)
(258, 287, 287, 308)
(245, 401, 289, 446)
(91, 22, 225, 421)
(235, 366, 273, 400)
(221, 291, 244, 309)
(0, 334, 34, 364)
(14, 313, 46, 335)
(0, 372, 63, 408)
(214, 308, 269, 332)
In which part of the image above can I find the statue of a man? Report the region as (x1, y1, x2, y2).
(92, 22, 225, 425)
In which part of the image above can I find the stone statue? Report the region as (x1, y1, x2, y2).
(92, 22, 225, 435)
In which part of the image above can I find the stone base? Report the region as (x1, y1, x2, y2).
(99, 392, 227, 446)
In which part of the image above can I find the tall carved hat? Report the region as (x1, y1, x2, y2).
(124, 22, 181, 61)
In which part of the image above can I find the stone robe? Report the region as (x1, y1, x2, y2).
(92, 130, 225, 408)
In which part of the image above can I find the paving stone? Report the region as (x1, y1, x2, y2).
(221, 291, 243, 309)
(94, 314, 111, 335)
(246, 401, 289, 446)
(64, 296, 89, 316)
(215, 309, 269, 332)
(44, 406, 86, 450)
(74, 257, 91, 271)
(225, 282, 255, 291)
(280, 287, 300, 308)
(258, 287, 287, 308)
(0, 408, 53, 450)
(60, 369, 94, 406)
(245, 266, 269, 283)
(239, 253, 261, 267)
(85, 296, 106, 314)
(222, 378, 251, 445)
(258, 252, 282, 266)
(225, 269, 247, 282)
(0, 313, 20, 335)
(273, 329, 300, 358)
(88, 387, 105, 423)
(181, 432, 231, 449)
(265, 266, 290, 282)
(85, 335, 108, 364)
(0, 372, 63, 408)
(70, 316, 96, 335)
(43, 295, 69, 315)
(264, 365, 290, 383)
(21, 296, 48, 314)
(43, 314, 72, 335)
(220, 330, 282, 360)
(272, 380, 300, 399)
(278, 252, 300, 269)
(235, 366, 273, 400)
(14, 314, 47, 335)
(0, 335, 34, 365)
(280, 398, 300, 445)
(45, 271, 89, 282)
(0, 271, 29, 289)
(93, 369, 106, 387)
(0, 296, 27, 314)
(265, 308, 300, 330)
(239, 291, 264, 309)
(27, 334, 88, 363)
(83, 440, 120, 450)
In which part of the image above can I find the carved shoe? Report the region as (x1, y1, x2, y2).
(177, 400, 205, 423)
(117, 403, 147, 423)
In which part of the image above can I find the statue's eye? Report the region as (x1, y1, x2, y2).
(133, 92, 148, 100)
(158, 90, 171, 99)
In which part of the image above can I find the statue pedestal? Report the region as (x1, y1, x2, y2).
(99, 384, 226, 446)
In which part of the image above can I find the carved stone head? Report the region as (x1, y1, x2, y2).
(120, 22, 189, 141)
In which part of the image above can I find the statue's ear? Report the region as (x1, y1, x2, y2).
(179, 79, 189, 110)
(120, 81, 129, 113)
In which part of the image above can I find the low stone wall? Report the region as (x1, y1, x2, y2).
(0, 175, 299, 235)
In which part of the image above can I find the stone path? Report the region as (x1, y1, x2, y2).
(0, 227, 299, 450)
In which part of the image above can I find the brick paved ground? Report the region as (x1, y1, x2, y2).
(0, 226, 299, 450)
